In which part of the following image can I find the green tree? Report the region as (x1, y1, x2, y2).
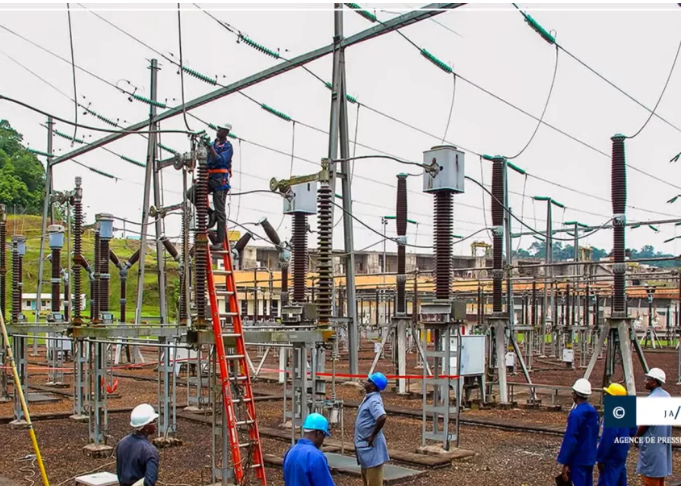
(0, 120, 46, 214)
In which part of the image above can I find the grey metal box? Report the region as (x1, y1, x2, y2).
(422, 145, 465, 193)
(284, 181, 318, 215)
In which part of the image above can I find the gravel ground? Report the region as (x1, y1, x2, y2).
(0, 339, 679, 486)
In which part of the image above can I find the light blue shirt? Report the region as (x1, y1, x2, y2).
(354, 392, 390, 468)
(636, 386, 673, 478)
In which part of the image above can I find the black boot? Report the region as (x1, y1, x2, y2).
(207, 209, 217, 229)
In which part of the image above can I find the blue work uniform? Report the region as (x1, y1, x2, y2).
(115, 433, 159, 486)
(354, 392, 389, 469)
(207, 139, 233, 192)
(636, 387, 673, 480)
(596, 417, 636, 486)
(282, 438, 335, 486)
(557, 402, 600, 486)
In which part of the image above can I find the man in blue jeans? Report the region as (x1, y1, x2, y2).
(187, 123, 233, 251)
(283, 413, 335, 486)
(557, 378, 599, 486)
(354, 372, 389, 486)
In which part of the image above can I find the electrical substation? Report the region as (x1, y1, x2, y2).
(0, 3, 680, 486)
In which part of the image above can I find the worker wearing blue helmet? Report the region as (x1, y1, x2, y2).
(283, 413, 335, 486)
(354, 372, 389, 486)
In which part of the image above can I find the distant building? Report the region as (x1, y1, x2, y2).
(21, 293, 86, 312)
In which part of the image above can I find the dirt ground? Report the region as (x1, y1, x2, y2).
(0, 339, 680, 486)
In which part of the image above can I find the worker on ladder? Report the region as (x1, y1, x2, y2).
(282, 413, 335, 486)
(116, 404, 160, 486)
(188, 123, 233, 251)
(596, 383, 636, 486)
(557, 378, 599, 486)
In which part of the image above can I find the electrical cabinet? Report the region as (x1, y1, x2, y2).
(283, 181, 317, 215)
(423, 145, 465, 193)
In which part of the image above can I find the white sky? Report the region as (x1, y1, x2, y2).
(0, 2, 680, 257)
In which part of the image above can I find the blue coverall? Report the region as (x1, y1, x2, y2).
(115, 433, 159, 486)
(283, 438, 335, 486)
(558, 402, 600, 486)
(596, 421, 636, 486)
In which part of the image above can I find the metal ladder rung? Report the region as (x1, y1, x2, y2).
(219, 312, 238, 317)
(224, 354, 245, 360)
(212, 270, 232, 276)
(223, 333, 243, 338)
(236, 419, 255, 426)
(216, 291, 235, 297)
(238, 442, 253, 448)
(229, 397, 253, 404)
(211, 250, 230, 255)
(225, 376, 248, 382)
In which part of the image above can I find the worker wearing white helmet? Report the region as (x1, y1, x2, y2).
(557, 378, 599, 486)
(636, 368, 672, 486)
(116, 404, 160, 486)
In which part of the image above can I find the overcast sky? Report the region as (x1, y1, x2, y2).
(0, 2, 680, 258)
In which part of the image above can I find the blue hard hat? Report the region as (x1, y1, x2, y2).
(368, 372, 388, 391)
(302, 413, 331, 437)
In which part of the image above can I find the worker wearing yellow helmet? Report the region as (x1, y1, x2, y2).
(596, 383, 636, 486)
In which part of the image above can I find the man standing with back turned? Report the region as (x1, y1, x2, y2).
(557, 378, 600, 486)
(187, 123, 233, 251)
(282, 413, 335, 486)
(354, 372, 389, 486)
(636, 368, 672, 486)
(116, 403, 160, 486)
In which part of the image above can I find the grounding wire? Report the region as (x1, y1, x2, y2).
(66, 3, 79, 142)
(626, 42, 681, 139)
(441, 74, 457, 144)
(176, 4, 195, 132)
(506, 44, 559, 159)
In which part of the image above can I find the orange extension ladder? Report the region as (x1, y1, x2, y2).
(206, 236, 266, 485)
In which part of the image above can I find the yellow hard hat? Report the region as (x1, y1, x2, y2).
(603, 383, 627, 396)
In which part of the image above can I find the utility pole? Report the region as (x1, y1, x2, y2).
(135, 59, 161, 325)
(328, 4, 359, 376)
(34, 117, 55, 354)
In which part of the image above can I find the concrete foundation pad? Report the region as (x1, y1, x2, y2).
(9, 419, 29, 430)
(43, 382, 70, 389)
(324, 453, 426, 484)
(496, 402, 517, 410)
(416, 445, 476, 462)
(151, 437, 183, 449)
(70, 414, 89, 422)
(519, 403, 540, 410)
(183, 406, 206, 414)
(83, 444, 114, 458)
(26, 392, 60, 403)
(541, 405, 563, 412)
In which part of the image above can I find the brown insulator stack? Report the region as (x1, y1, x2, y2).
(434, 191, 453, 300)
(10, 237, 22, 324)
(92, 230, 101, 323)
(292, 213, 308, 303)
(0, 205, 6, 320)
(611, 134, 627, 314)
(72, 177, 83, 324)
(396, 174, 408, 314)
(316, 183, 333, 326)
(180, 199, 190, 324)
(491, 157, 505, 313)
(194, 153, 209, 327)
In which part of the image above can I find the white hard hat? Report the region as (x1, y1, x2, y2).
(572, 378, 592, 396)
(645, 367, 666, 384)
(217, 123, 232, 131)
(130, 403, 159, 428)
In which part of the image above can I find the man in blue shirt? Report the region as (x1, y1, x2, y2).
(635, 368, 672, 486)
(187, 123, 234, 251)
(354, 372, 389, 486)
(596, 383, 636, 486)
(557, 378, 600, 486)
(283, 413, 335, 486)
(116, 404, 159, 486)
